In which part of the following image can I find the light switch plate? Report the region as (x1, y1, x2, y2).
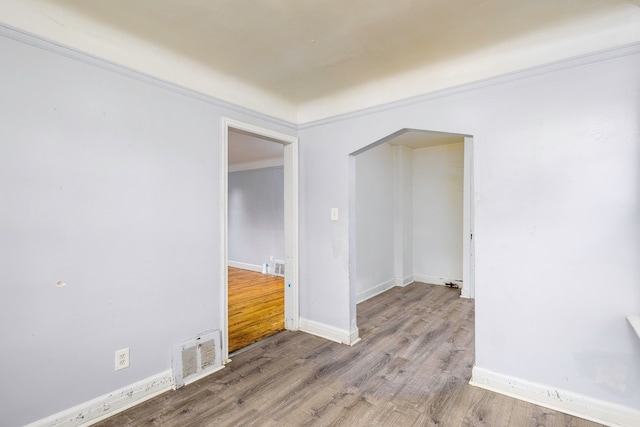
(331, 208, 339, 221)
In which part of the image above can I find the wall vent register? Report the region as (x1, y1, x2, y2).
(172, 329, 222, 388)
(273, 259, 285, 276)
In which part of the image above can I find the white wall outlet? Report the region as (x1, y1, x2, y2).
(115, 347, 130, 371)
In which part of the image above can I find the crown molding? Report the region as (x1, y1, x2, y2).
(298, 41, 640, 130)
(0, 22, 297, 132)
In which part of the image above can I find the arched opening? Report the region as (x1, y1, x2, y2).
(349, 129, 475, 338)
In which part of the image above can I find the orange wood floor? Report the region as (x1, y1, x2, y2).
(228, 267, 284, 353)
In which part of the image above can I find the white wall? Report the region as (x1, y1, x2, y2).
(394, 145, 414, 287)
(228, 167, 284, 268)
(0, 28, 295, 427)
(413, 142, 464, 284)
(299, 46, 640, 419)
(354, 143, 395, 302)
(355, 140, 463, 301)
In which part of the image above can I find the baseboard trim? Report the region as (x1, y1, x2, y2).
(356, 278, 395, 303)
(414, 275, 462, 287)
(228, 260, 263, 273)
(470, 366, 640, 427)
(182, 365, 225, 388)
(299, 318, 355, 345)
(26, 370, 174, 427)
(394, 275, 414, 287)
(349, 325, 361, 346)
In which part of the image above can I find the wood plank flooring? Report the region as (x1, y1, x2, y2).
(228, 267, 284, 353)
(94, 283, 603, 427)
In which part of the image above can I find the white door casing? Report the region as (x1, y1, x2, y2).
(220, 117, 299, 361)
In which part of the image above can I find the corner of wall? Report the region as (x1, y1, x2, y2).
(299, 317, 356, 345)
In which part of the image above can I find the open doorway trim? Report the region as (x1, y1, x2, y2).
(348, 129, 475, 305)
(220, 117, 299, 362)
(462, 136, 475, 299)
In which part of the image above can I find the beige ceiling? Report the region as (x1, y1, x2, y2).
(228, 129, 283, 170)
(229, 128, 463, 169)
(47, 0, 640, 105)
(230, 127, 460, 173)
(388, 130, 465, 150)
(1, 0, 638, 123)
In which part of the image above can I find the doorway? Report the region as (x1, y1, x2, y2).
(349, 129, 475, 308)
(221, 118, 298, 360)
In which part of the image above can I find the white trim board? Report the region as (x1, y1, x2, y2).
(181, 365, 225, 388)
(355, 275, 415, 304)
(227, 260, 263, 273)
(299, 318, 360, 346)
(462, 136, 475, 299)
(298, 42, 640, 129)
(471, 366, 640, 427)
(414, 275, 462, 287)
(26, 366, 227, 426)
(221, 117, 299, 363)
(25, 370, 174, 427)
(394, 275, 414, 287)
(356, 278, 396, 304)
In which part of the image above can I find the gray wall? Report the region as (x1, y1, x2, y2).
(0, 30, 295, 426)
(299, 49, 640, 410)
(228, 167, 284, 267)
(2, 20, 640, 426)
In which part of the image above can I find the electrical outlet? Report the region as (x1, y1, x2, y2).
(115, 347, 129, 371)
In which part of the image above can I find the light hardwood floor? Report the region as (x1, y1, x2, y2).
(95, 283, 603, 426)
(228, 267, 284, 353)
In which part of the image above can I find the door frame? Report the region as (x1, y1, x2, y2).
(462, 136, 475, 299)
(220, 117, 299, 362)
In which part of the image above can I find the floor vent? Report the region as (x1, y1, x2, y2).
(172, 329, 222, 388)
(273, 260, 285, 276)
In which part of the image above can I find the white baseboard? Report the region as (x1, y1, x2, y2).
(299, 318, 358, 345)
(228, 260, 263, 273)
(349, 325, 361, 346)
(26, 370, 174, 427)
(460, 286, 474, 299)
(471, 366, 640, 427)
(182, 365, 225, 388)
(414, 275, 462, 287)
(356, 278, 395, 303)
(394, 275, 414, 287)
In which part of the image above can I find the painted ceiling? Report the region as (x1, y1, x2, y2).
(1, 0, 639, 122)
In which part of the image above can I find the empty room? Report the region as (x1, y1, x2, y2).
(1, 1, 640, 426)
